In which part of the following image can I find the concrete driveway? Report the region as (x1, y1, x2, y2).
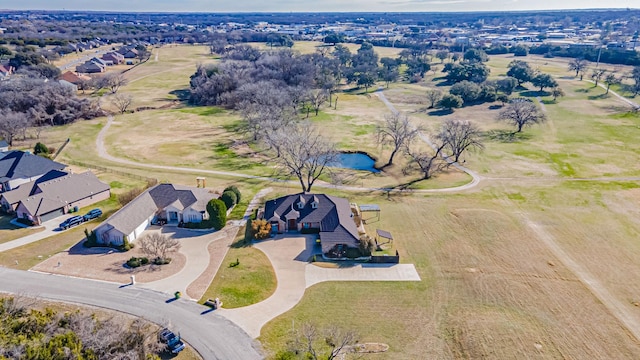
(218, 234, 421, 338)
(139, 226, 239, 299)
(0, 214, 84, 253)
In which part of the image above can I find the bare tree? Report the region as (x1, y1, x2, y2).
(568, 58, 589, 79)
(96, 72, 128, 94)
(297, 323, 359, 360)
(425, 89, 443, 109)
(307, 88, 328, 116)
(139, 233, 180, 262)
(497, 98, 546, 133)
(403, 138, 447, 179)
(111, 93, 133, 114)
(591, 68, 607, 87)
(604, 72, 619, 94)
(438, 119, 484, 163)
(552, 87, 565, 101)
(377, 112, 420, 167)
(0, 110, 30, 145)
(273, 122, 337, 192)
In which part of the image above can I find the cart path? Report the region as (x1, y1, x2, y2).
(96, 115, 481, 193)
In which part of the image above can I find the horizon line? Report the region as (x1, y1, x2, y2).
(0, 8, 638, 14)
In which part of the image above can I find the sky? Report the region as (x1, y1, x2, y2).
(3, 0, 638, 13)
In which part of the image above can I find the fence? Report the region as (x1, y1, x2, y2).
(66, 160, 158, 185)
(370, 252, 400, 264)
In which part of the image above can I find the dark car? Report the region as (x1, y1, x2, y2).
(82, 208, 102, 221)
(158, 328, 185, 354)
(59, 215, 84, 230)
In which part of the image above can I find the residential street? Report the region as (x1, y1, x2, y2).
(0, 267, 262, 360)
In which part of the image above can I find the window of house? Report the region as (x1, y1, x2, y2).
(304, 223, 310, 228)
(311, 202, 317, 209)
(297, 201, 304, 209)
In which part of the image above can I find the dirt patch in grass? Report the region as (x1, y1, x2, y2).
(31, 240, 187, 284)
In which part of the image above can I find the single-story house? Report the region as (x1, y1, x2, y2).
(0, 169, 68, 212)
(93, 184, 218, 245)
(75, 61, 104, 74)
(15, 171, 110, 225)
(58, 71, 91, 85)
(102, 51, 125, 65)
(262, 193, 361, 255)
(0, 150, 66, 193)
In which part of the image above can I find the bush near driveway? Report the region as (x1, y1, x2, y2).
(206, 199, 227, 230)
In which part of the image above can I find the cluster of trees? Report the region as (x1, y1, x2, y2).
(506, 60, 559, 92)
(0, 296, 164, 359)
(0, 78, 103, 145)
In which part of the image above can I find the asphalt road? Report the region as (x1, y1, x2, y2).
(0, 267, 263, 360)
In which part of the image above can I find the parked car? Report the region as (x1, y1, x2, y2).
(59, 216, 84, 230)
(158, 328, 185, 354)
(82, 208, 102, 221)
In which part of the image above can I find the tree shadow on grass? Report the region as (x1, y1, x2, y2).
(588, 93, 610, 100)
(168, 89, 191, 102)
(427, 109, 454, 116)
(485, 129, 532, 143)
(488, 104, 503, 110)
(519, 90, 547, 98)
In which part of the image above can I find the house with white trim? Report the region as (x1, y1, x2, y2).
(93, 184, 218, 245)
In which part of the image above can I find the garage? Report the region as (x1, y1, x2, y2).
(39, 208, 64, 223)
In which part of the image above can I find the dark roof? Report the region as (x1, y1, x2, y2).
(96, 184, 217, 236)
(0, 151, 66, 184)
(264, 193, 360, 253)
(1, 170, 68, 205)
(19, 171, 110, 216)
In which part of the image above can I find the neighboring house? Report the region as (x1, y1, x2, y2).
(122, 49, 139, 59)
(0, 140, 8, 152)
(0, 169, 68, 212)
(93, 184, 218, 245)
(102, 51, 125, 65)
(75, 61, 104, 73)
(58, 71, 91, 85)
(58, 79, 78, 92)
(262, 193, 361, 255)
(0, 150, 66, 193)
(15, 171, 110, 225)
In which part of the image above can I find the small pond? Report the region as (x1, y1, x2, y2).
(331, 152, 380, 173)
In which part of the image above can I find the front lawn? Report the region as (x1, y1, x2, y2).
(199, 228, 276, 308)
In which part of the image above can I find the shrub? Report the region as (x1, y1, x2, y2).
(250, 219, 272, 240)
(223, 185, 241, 203)
(120, 235, 131, 251)
(33, 142, 48, 155)
(117, 187, 145, 206)
(153, 257, 171, 265)
(206, 199, 227, 230)
(359, 235, 376, 256)
(139, 257, 149, 265)
(126, 257, 141, 268)
(220, 190, 237, 210)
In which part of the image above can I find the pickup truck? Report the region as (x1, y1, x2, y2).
(158, 328, 185, 354)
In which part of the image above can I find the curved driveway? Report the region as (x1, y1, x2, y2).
(0, 267, 262, 360)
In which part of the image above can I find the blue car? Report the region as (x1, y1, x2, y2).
(83, 208, 102, 222)
(59, 216, 84, 230)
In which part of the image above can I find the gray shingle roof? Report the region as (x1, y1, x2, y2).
(1, 170, 68, 206)
(98, 184, 217, 237)
(0, 151, 66, 184)
(264, 193, 360, 253)
(19, 171, 110, 216)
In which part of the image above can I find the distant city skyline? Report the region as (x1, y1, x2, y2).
(3, 0, 638, 13)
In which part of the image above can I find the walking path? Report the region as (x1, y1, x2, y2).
(218, 235, 420, 338)
(0, 267, 262, 360)
(96, 115, 481, 193)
